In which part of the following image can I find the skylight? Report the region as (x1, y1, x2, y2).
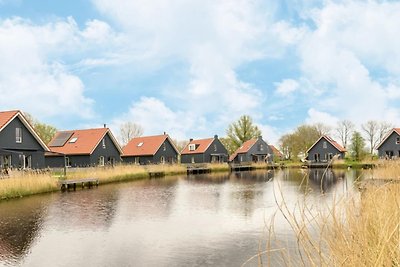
(69, 137, 78, 143)
(137, 142, 144, 147)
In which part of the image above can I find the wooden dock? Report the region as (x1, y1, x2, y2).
(60, 178, 99, 191)
(229, 164, 254, 172)
(187, 165, 211, 175)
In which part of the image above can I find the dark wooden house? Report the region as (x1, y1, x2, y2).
(306, 135, 346, 162)
(180, 135, 228, 164)
(0, 110, 49, 170)
(121, 134, 179, 164)
(376, 128, 400, 159)
(45, 127, 122, 168)
(229, 136, 274, 163)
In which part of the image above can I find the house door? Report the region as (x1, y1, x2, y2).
(24, 155, 32, 169)
(386, 151, 394, 159)
(211, 155, 218, 163)
(314, 153, 320, 162)
(252, 155, 258, 162)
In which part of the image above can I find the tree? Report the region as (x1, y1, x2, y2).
(279, 124, 321, 160)
(225, 115, 261, 155)
(119, 122, 143, 146)
(314, 122, 331, 136)
(350, 131, 366, 161)
(173, 139, 188, 152)
(336, 120, 354, 149)
(378, 121, 393, 144)
(23, 112, 57, 145)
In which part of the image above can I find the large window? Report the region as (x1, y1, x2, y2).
(16, 127, 22, 143)
(323, 141, 327, 149)
(98, 156, 105, 166)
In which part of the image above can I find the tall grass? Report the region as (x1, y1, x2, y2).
(245, 164, 400, 266)
(0, 173, 58, 200)
(371, 160, 400, 180)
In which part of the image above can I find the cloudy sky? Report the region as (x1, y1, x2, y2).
(1, 0, 400, 145)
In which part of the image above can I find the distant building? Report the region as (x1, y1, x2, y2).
(181, 135, 228, 164)
(122, 134, 179, 164)
(0, 110, 49, 170)
(229, 136, 274, 163)
(376, 128, 400, 159)
(269, 145, 283, 160)
(45, 127, 122, 168)
(306, 135, 346, 162)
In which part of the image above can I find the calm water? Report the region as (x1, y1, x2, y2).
(0, 169, 362, 267)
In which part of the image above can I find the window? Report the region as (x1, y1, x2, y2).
(189, 144, 196, 151)
(259, 144, 264, 151)
(396, 137, 400, 144)
(102, 138, 106, 148)
(69, 137, 78, 143)
(16, 127, 22, 143)
(65, 157, 70, 167)
(214, 144, 217, 152)
(137, 142, 143, 147)
(323, 141, 327, 149)
(191, 156, 195, 163)
(134, 157, 139, 164)
(163, 143, 166, 151)
(160, 156, 165, 164)
(240, 155, 243, 162)
(98, 156, 105, 166)
(23, 155, 32, 169)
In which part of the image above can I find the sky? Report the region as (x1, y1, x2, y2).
(1, 0, 400, 145)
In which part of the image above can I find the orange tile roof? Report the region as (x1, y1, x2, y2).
(122, 134, 177, 156)
(269, 145, 283, 157)
(181, 138, 214, 154)
(49, 128, 119, 155)
(0, 110, 19, 130)
(229, 138, 257, 161)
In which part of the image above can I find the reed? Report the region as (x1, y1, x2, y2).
(208, 163, 230, 172)
(0, 173, 58, 200)
(371, 160, 400, 180)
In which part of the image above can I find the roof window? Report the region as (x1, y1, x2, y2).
(137, 142, 144, 147)
(69, 137, 78, 143)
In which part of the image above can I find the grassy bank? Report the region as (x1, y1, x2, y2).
(0, 163, 231, 200)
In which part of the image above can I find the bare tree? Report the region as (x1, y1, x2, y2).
(119, 122, 143, 146)
(362, 120, 379, 154)
(336, 120, 355, 148)
(314, 123, 331, 136)
(378, 121, 393, 144)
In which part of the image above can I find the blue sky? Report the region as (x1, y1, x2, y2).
(1, 0, 400, 145)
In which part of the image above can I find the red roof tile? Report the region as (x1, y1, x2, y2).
(229, 139, 257, 161)
(49, 128, 121, 155)
(181, 138, 214, 154)
(122, 134, 177, 156)
(269, 145, 283, 158)
(0, 110, 19, 130)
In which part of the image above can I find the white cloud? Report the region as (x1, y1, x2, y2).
(258, 124, 280, 146)
(305, 108, 338, 128)
(294, 1, 400, 126)
(0, 17, 118, 121)
(275, 79, 299, 96)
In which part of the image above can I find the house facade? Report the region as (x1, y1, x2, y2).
(45, 127, 122, 168)
(122, 134, 179, 164)
(306, 135, 346, 162)
(181, 135, 228, 164)
(229, 136, 274, 163)
(0, 110, 49, 170)
(376, 128, 400, 159)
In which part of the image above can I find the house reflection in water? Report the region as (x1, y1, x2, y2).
(0, 196, 46, 263)
(307, 169, 345, 193)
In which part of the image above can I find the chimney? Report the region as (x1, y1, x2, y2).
(189, 138, 193, 142)
(104, 124, 107, 128)
(163, 131, 166, 135)
(214, 134, 218, 139)
(258, 135, 262, 140)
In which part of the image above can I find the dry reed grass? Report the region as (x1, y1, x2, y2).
(0, 173, 58, 200)
(371, 160, 400, 180)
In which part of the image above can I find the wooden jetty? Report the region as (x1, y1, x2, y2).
(187, 164, 211, 175)
(229, 164, 254, 172)
(60, 178, 99, 191)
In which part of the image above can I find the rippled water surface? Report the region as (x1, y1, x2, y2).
(0, 169, 362, 267)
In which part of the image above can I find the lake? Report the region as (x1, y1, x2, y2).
(0, 169, 362, 267)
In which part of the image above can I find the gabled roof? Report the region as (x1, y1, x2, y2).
(306, 135, 346, 153)
(269, 145, 283, 158)
(229, 138, 257, 161)
(181, 138, 215, 155)
(48, 128, 122, 155)
(0, 110, 49, 151)
(122, 134, 179, 156)
(375, 128, 400, 149)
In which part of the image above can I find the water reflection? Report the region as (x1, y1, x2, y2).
(0, 169, 363, 267)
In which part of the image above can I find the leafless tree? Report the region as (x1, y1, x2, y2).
(336, 120, 355, 148)
(378, 121, 393, 144)
(362, 120, 379, 154)
(119, 122, 143, 146)
(314, 122, 331, 136)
